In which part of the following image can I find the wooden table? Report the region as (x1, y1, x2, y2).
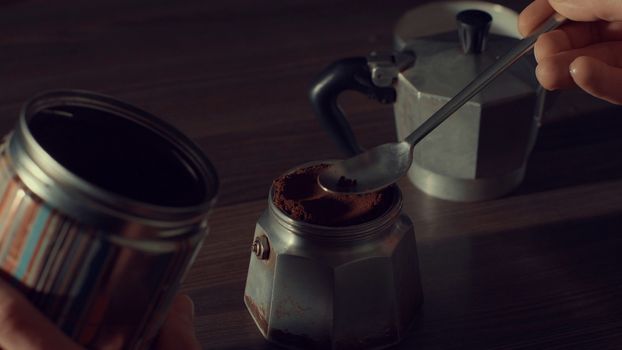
(1, 0, 622, 348)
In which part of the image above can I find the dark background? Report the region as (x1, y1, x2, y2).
(0, 0, 531, 207)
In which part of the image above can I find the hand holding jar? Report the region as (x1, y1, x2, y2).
(0, 279, 201, 350)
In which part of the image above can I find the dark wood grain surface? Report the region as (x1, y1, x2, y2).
(2, 0, 622, 349)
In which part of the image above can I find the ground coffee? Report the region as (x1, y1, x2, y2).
(272, 164, 393, 226)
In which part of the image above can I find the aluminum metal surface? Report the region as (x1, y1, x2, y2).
(367, 51, 415, 88)
(319, 13, 563, 198)
(244, 177, 423, 349)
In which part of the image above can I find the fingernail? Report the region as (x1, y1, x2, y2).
(182, 294, 195, 321)
(173, 294, 195, 323)
(569, 59, 579, 76)
(535, 64, 558, 91)
(535, 64, 546, 82)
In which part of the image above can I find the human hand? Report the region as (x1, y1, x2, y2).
(518, 0, 622, 104)
(155, 294, 202, 350)
(0, 278, 201, 350)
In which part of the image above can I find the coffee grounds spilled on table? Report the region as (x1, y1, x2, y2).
(272, 164, 393, 226)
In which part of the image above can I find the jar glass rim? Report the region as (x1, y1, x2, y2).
(7, 90, 219, 230)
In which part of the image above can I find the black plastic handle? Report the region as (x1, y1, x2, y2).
(309, 57, 397, 157)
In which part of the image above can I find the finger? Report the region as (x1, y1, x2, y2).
(570, 56, 622, 105)
(155, 294, 201, 350)
(549, 0, 622, 22)
(536, 41, 622, 90)
(534, 29, 571, 62)
(536, 61, 576, 90)
(535, 21, 622, 62)
(519, 0, 555, 37)
(0, 279, 82, 350)
(97, 334, 125, 350)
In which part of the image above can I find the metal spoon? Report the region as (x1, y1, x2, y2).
(319, 13, 566, 194)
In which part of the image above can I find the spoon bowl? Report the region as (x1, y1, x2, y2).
(318, 141, 412, 194)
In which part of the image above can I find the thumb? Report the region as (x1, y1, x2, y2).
(155, 294, 201, 350)
(549, 0, 622, 21)
(0, 279, 82, 350)
(570, 56, 622, 105)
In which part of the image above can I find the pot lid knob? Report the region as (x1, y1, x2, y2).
(456, 9, 493, 54)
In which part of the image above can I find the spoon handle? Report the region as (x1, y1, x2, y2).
(404, 13, 567, 146)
